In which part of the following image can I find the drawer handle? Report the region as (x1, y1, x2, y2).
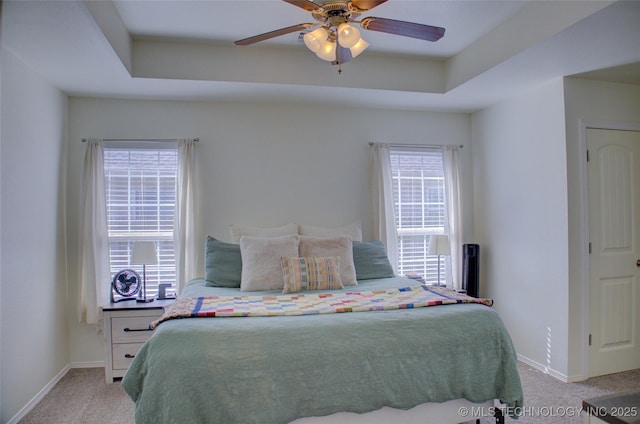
(123, 327, 152, 332)
(124, 354, 135, 359)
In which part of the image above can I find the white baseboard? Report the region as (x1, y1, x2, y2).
(71, 360, 105, 369)
(6, 364, 71, 424)
(517, 354, 568, 382)
(6, 361, 106, 424)
(517, 354, 585, 383)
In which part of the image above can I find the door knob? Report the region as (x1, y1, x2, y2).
(637, 259, 640, 268)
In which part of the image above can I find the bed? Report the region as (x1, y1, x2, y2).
(122, 233, 523, 424)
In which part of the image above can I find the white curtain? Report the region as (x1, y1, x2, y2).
(174, 138, 198, 293)
(370, 143, 398, 275)
(443, 145, 463, 291)
(78, 139, 110, 324)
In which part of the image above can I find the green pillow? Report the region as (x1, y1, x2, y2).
(352, 240, 395, 280)
(205, 236, 242, 287)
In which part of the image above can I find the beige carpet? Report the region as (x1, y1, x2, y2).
(19, 363, 640, 423)
(19, 368, 134, 424)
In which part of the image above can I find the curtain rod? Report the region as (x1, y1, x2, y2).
(369, 142, 463, 148)
(81, 138, 199, 143)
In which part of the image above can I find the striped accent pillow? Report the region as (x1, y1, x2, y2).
(281, 256, 344, 294)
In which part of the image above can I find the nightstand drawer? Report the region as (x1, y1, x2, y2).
(112, 342, 146, 370)
(111, 316, 158, 343)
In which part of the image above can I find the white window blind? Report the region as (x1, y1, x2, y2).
(103, 142, 178, 297)
(390, 146, 446, 281)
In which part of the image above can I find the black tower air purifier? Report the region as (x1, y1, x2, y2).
(462, 244, 479, 298)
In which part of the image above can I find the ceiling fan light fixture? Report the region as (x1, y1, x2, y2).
(316, 39, 337, 61)
(349, 37, 369, 58)
(303, 27, 328, 53)
(234, 0, 446, 73)
(337, 23, 360, 48)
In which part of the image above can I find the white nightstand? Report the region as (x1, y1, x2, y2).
(103, 299, 175, 383)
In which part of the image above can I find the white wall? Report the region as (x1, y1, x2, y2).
(66, 97, 473, 364)
(0, 49, 69, 422)
(471, 79, 570, 379)
(563, 77, 640, 379)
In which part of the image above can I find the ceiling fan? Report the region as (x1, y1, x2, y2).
(234, 0, 445, 72)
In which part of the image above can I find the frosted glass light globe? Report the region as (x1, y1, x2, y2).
(337, 23, 360, 48)
(349, 37, 369, 58)
(303, 27, 328, 53)
(316, 40, 337, 61)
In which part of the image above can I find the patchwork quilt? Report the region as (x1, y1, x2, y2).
(151, 284, 493, 329)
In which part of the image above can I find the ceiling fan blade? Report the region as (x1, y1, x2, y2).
(360, 17, 445, 42)
(234, 23, 315, 46)
(350, 0, 388, 11)
(333, 45, 353, 66)
(282, 0, 321, 12)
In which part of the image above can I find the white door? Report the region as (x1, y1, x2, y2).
(587, 128, 640, 377)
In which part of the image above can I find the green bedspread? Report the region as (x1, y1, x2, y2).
(122, 277, 523, 424)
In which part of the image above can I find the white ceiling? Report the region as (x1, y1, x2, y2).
(113, 0, 526, 57)
(2, 0, 639, 112)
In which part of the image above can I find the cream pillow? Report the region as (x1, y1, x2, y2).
(240, 234, 299, 291)
(230, 222, 298, 243)
(298, 222, 362, 242)
(298, 235, 358, 286)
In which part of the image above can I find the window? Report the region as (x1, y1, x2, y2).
(103, 142, 178, 297)
(390, 147, 447, 281)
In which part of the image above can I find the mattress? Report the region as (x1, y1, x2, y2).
(122, 277, 523, 424)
